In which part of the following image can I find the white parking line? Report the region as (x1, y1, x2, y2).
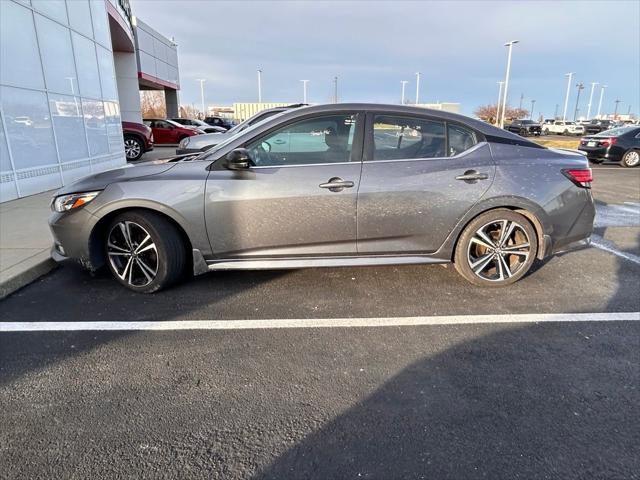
(1, 312, 638, 332)
(591, 235, 640, 265)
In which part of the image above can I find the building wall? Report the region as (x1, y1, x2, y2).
(0, 0, 125, 202)
(232, 103, 293, 122)
(133, 18, 179, 89)
(415, 103, 461, 114)
(114, 51, 142, 123)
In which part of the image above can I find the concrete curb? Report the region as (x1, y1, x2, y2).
(0, 252, 57, 300)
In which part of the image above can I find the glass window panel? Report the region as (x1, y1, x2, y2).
(0, 1, 45, 90)
(82, 98, 108, 155)
(89, 0, 110, 47)
(31, 0, 68, 24)
(49, 94, 88, 161)
(447, 124, 478, 156)
(34, 14, 78, 95)
(104, 101, 123, 153)
(372, 115, 446, 160)
(72, 32, 102, 99)
(96, 46, 117, 101)
(0, 114, 14, 172)
(246, 114, 357, 166)
(0, 86, 58, 169)
(67, 0, 93, 37)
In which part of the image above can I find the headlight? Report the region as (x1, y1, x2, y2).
(179, 136, 190, 148)
(52, 191, 101, 213)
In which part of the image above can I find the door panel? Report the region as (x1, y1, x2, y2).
(357, 114, 495, 254)
(206, 164, 361, 257)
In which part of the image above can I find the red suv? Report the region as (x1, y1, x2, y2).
(122, 121, 154, 161)
(143, 119, 203, 146)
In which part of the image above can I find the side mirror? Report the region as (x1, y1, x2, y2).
(225, 148, 252, 170)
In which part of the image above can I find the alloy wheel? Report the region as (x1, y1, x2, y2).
(624, 150, 639, 167)
(124, 138, 141, 160)
(466, 219, 531, 282)
(107, 221, 158, 287)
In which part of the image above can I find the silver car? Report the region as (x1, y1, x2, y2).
(49, 104, 595, 292)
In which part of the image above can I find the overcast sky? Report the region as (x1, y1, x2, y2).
(132, 0, 639, 118)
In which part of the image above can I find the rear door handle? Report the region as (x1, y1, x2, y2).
(456, 170, 489, 183)
(319, 177, 355, 192)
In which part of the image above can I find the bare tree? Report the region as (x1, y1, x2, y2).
(140, 91, 166, 118)
(474, 104, 529, 124)
(179, 104, 200, 119)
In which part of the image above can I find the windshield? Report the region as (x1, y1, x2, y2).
(595, 126, 635, 137)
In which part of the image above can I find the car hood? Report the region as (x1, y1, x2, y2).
(54, 162, 177, 196)
(187, 131, 232, 149)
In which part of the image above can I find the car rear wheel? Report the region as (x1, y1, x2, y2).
(454, 209, 538, 287)
(124, 135, 144, 161)
(543, 128, 549, 135)
(105, 211, 186, 293)
(621, 149, 640, 168)
(563, 129, 568, 135)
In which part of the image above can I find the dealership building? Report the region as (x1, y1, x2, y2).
(0, 0, 180, 203)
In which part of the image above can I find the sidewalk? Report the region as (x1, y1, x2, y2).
(0, 191, 57, 299)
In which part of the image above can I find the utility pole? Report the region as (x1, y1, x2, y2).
(257, 68, 262, 103)
(300, 80, 309, 104)
(597, 85, 607, 118)
(519, 93, 524, 110)
(573, 81, 584, 121)
(586, 82, 598, 119)
(400, 80, 408, 104)
(613, 99, 621, 118)
(530, 99, 536, 119)
(500, 40, 519, 129)
(196, 78, 206, 118)
(562, 72, 573, 121)
(333, 76, 338, 103)
(554, 103, 559, 119)
(495, 81, 504, 126)
(415, 72, 421, 104)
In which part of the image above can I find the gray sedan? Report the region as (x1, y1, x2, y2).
(49, 103, 595, 292)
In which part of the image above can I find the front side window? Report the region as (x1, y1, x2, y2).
(372, 115, 445, 160)
(245, 113, 357, 166)
(448, 124, 478, 156)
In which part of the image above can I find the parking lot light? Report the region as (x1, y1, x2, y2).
(400, 80, 408, 104)
(415, 72, 421, 104)
(196, 78, 206, 119)
(586, 82, 599, 119)
(300, 80, 309, 104)
(495, 81, 504, 126)
(562, 72, 574, 122)
(500, 40, 519, 129)
(597, 85, 607, 118)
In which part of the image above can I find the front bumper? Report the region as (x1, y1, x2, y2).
(49, 207, 100, 270)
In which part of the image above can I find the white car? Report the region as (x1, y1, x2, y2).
(543, 121, 585, 136)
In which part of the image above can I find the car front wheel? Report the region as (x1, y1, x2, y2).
(105, 211, 187, 293)
(621, 149, 640, 168)
(454, 209, 538, 287)
(124, 135, 144, 161)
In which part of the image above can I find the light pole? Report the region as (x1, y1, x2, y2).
(333, 76, 338, 103)
(257, 69, 262, 103)
(519, 93, 524, 110)
(562, 72, 573, 121)
(530, 99, 536, 119)
(596, 85, 607, 118)
(400, 80, 408, 104)
(415, 72, 421, 104)
(500, 40, 519, 129)
(554, 103, 559, 119)
(586, 82, 598, 119)
(300, 80, 309, 104)
(196, 78, 206, 118)
(613, 99, 621, 118)
(573, 82, 584, 121)
(495, 81, 504, 126)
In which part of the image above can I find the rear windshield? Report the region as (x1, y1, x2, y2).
(595, 126, 636, 137)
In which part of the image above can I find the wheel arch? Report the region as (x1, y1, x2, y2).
(439, 198, 550, 262)
(88, 206, 193, 273)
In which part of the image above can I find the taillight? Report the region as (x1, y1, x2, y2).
(562, 168, 593, 188)
(600, 137, 617, 147)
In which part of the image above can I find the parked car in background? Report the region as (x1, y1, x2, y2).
(203, 116, 235, 131)
(583, 119, 616, 135)
(543, 120, 585, 136)
(143, 119, 204, 145)
(122, 121, 154, 161)
(506, 119, 542, 136)
(171, 118, 227, 134)
(579, 126, 640, 167)
(177, 104, 306, 154)
(50, 103, 594, 293)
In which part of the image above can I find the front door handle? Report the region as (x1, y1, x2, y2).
(319, 177, 355, 192)
(456, 170, 489, 183)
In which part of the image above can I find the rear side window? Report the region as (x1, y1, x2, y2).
(372, 115, 445, 160)
(448, 124, 477, 156)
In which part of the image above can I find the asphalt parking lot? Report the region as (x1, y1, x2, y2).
(1, 164, 639, 479)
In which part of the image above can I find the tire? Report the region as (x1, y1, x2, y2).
(105, 210, 186, 293)
(454, 209, 538, 287)
(543, 128, 549, 135)
(563, 129, 569, 135)
(519, 128, 527, 137)
(124, 135, 144, 161)
(621, 149, 640, 168)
